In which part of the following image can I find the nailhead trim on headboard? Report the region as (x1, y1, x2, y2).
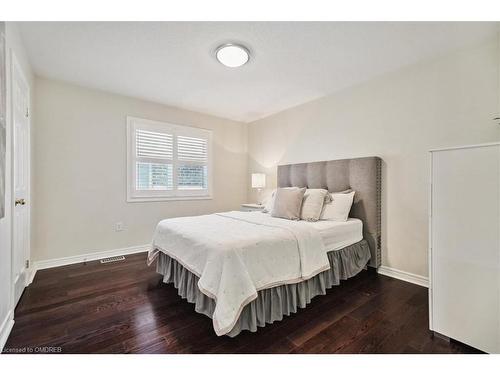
(375, 157, 382, 268)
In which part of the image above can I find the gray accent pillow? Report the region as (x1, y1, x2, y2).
(271, 187, 306, 220)
(301, 188, 329, 221)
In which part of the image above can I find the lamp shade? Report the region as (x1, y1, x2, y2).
(251, 173, 266, 189)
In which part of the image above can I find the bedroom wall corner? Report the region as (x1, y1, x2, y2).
(247, 36, 500, 280)
(32, 78, 248, 262)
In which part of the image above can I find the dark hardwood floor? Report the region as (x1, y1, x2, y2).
(4, 253, 480, 354)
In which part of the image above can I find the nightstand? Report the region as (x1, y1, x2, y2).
(240, 203, 265, 212)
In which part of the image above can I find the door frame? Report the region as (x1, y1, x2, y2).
(10, 50, 31, 306)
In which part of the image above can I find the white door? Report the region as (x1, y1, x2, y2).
(11, 54, 30, 306)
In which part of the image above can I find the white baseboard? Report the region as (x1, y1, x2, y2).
(31, 244, 151, 277)
(26, 267, 37, 286)
(0, 310, 14, 353)
(377, 265, 429, 288)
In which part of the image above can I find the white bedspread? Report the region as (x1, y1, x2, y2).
(148, 211, 329, 336)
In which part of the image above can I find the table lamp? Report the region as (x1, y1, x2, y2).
(251, 173, 266, 205)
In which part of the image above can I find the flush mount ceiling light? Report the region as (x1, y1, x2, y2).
(215, 43, 250, 68)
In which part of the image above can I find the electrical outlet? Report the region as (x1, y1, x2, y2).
(115, 222, 125, 232)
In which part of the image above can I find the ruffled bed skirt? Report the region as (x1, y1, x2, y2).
(155, 239, 371, 337)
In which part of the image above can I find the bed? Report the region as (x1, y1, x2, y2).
(148, 157, 381, 337)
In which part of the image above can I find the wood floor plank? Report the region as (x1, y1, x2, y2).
(2, 253, 481, 354)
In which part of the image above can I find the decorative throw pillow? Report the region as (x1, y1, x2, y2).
(320, 190, 355, 221)
(262, 189, 276, 213)
(271, 187, 306, 220)
(300, 189, 328, 221)
(262, 187, 302, 213)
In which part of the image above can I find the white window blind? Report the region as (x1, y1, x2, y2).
(127, 117, 212, 201)
(136, 129, 173, 159)
(177, 136, 207, 162)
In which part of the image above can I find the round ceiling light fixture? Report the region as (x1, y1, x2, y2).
(215, 43, 250, 68)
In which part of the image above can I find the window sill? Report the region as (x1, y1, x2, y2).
(127, 195, 213, 203)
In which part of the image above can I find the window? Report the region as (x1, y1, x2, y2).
(127, 117, 212, 202)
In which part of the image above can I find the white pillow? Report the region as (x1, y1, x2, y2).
(300, 189, 328, 221)
(320, 191, 355, 222)
(262, 189, 276, 213)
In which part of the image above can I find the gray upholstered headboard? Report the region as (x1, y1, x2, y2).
(277, 157, 382, 268)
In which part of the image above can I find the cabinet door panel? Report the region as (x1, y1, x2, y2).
(431, 145, 499, 353)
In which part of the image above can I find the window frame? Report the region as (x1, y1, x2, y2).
(126, 116, 213, 202)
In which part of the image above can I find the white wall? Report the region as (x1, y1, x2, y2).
(32, 78, 247, 262)
(0, 22, 34, 351)
(247, 37, 500, 278)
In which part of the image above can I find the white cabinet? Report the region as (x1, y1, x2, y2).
(430, 143, 500, 353)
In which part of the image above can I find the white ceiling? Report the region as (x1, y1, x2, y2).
(17, 22, 499, 123)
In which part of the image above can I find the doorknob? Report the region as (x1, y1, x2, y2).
(15, 198, 26, 206)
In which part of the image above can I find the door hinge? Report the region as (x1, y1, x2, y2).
(25, 107, 29, 118)
(25, 259, 30, 268)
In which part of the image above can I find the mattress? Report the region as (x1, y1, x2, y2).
(303, 218, 363, 251)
